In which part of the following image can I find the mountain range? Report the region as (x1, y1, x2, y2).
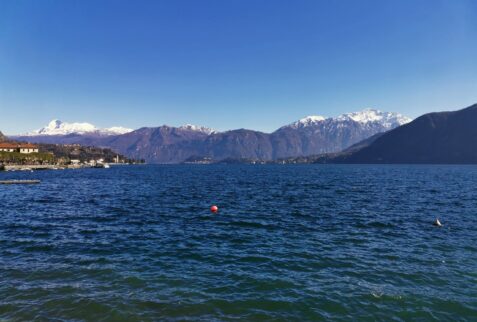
(6, 104, 477, 164)
(10, 109, 411, 163)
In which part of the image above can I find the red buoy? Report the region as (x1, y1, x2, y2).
(210, 205, 218, 213)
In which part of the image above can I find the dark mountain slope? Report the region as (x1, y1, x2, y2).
(342, 104, 477, 164)
(342, 132, 386, 153)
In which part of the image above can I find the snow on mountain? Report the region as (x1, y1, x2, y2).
(26, 119, 133, 136)
(179, 124, 216, 135)
(101, 126, 135, 135)
(284, 108, 411, 130)
(287, 115, 327, 129)
(272, 108, 413, 158)
(335, 109, 412, 128)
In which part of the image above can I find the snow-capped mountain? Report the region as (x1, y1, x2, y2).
(287, 115, 327, 129)
(335, 109, 411, 128)
(102, 126, 134, 136)
(272, 108, 412, 158)
(179, 124, 216, 135)
(26, 119, 133, 136)
(285, 109, 411, 130)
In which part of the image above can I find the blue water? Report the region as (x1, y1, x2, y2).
(1, 165, 476, 321)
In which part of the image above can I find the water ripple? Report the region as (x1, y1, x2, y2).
(0, 165, 476, 320)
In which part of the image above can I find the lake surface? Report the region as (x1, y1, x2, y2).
(1, 165, 476, 321)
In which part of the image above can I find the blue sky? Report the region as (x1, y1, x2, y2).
(0, 0, 476, 134)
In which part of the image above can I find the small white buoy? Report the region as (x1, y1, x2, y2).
(434, 218, 442, 227)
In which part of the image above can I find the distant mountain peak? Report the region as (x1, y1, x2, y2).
(284, 108, 411, 130)
(179, 124, 216, 135)
(26, 119, 133, 136)
(286, 115, 326, 129)
(335, 108, 412, 127)
(102, 126, 134, 135)
(302, 115, 326, 122)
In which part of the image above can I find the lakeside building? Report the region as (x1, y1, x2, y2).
(0, 143, 39, 154)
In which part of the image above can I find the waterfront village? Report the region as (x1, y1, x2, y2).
(0, 142, 142, 171)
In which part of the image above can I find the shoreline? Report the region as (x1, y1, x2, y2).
(4, 164, 104, 171)
(2, 163, 141, 171)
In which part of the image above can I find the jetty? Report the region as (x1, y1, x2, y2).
(0, 180, 41, 184)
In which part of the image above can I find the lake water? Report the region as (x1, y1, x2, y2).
(1, 165, 476, 321)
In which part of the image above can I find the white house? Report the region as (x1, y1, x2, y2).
(19, 144, 39, 154)
(0, 143, 39, 154)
